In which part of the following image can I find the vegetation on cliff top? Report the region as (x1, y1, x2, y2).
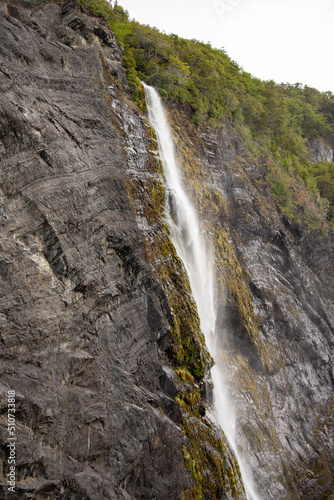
(76, 0, 334, 230)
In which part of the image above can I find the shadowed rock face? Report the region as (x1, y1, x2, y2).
(0, 2, 194, 498)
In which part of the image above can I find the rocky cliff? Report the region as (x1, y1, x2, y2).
(0, 1, 244, 499)
(0, 1, 333, 500)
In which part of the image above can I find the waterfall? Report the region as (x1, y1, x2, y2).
(143, 82, 261, 500)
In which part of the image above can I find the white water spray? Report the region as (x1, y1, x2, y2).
(143, 83, 261, 500)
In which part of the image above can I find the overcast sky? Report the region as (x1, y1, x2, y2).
(116, 0, 334, 93)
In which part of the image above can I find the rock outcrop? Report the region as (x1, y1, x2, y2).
(307, 138, 333, 162)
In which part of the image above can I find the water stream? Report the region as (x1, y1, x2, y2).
(143, 83, 261, 500)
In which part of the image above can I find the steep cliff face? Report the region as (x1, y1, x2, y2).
(0, 1, 333, 500)
(0, 1, 245, 499)
(167, 107, 334, 499)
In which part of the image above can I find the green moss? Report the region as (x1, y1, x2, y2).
(180, 412, 246, 499)
(175, 367, 195, 384)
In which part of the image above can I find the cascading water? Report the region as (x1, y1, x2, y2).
(143, 82, 261, 500)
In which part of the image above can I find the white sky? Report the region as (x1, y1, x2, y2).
(116, 0, 334, 93)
